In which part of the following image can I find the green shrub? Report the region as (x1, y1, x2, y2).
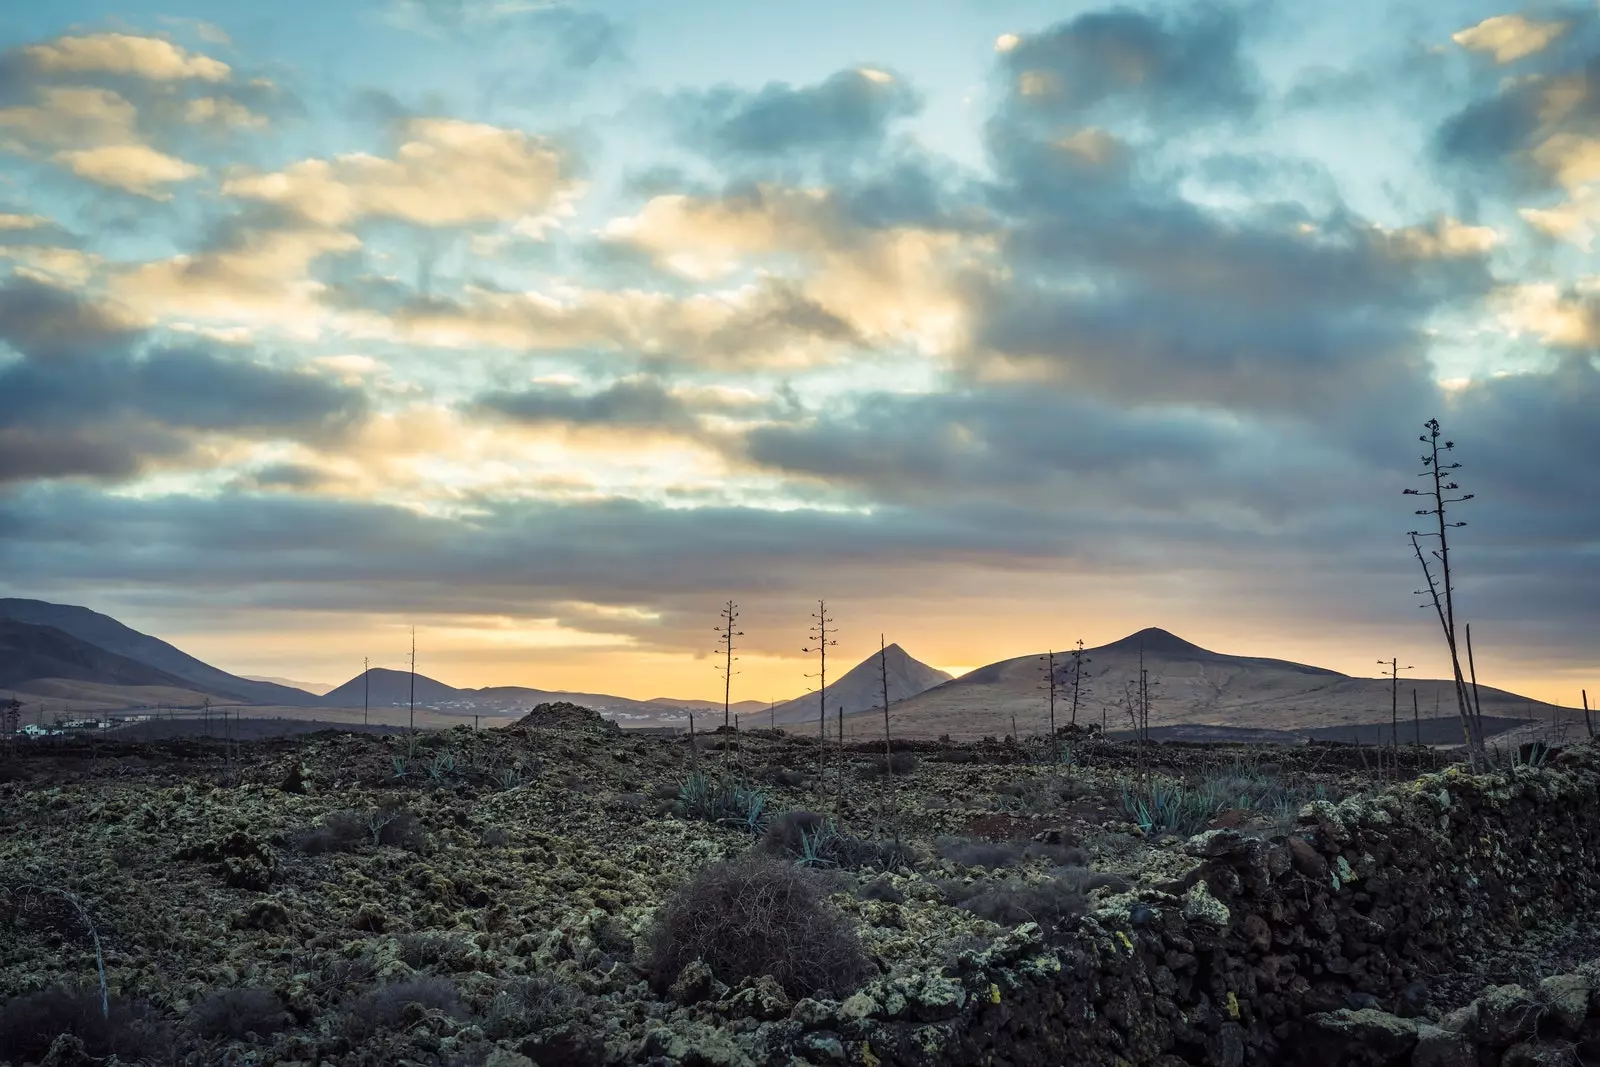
(676, 773, 769, 832)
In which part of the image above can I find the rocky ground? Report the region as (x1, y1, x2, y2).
(0, 705, 1590, 1066)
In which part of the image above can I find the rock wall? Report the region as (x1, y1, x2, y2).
(774, 745, 1600, 1067)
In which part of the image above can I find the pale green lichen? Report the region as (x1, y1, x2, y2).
(1181, 880, 1230, 927)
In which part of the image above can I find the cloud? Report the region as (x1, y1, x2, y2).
(20, 32, 230, 82)
(0, 276, 368, 484)
(1492, 279, 1600, 347)
(0, 274, 143, 361)
(674, 67, 923, 159)
(0, 86, 139, 148)
(993, 4, 1259, 128)
(110, 225, 363, 335)
(1519, 184, 1600, 248)
(1451, 13, 1570, 64)
(386, 1, 624, 71)
(221, 117, 574, 228)
(1433, 15, 1600, 193)
(386, 276, 860, 368)
(475, 377, 704, 433)
(52, 143, 202, 199)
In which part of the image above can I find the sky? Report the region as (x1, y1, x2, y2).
(0, 0, 1595, 707)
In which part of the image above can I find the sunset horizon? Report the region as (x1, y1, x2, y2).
(0, 0, 1595, 716)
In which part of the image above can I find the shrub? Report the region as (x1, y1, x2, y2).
(343, 977, 461, 1039)
(1118, 770, 1334, 837)
(480, 827, 511, 848)
(186, 986, 290, 1040)
(641, 853, 874, 999)
(0, 986, 172, 1063)
(934, 836, 1087, 870)
(676, 773, 768, 832)
(397, 932, 459, 970)
(762, 811, 920, 871)
(481, 975, 578, 1041)
(866, 752, 919, 776)
(759, 765, 807, 788)
(370, 806, 426, 851)
(943, 868, 1128, 939)
(292, 809, 367, 855)
(857, 876, 905, 904)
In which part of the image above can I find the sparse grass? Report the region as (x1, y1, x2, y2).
(342, 976, 462, 1040)
(0, 986, 172, 1064)
(481, 975, 579, 1041)
(641, 852, 875, 999)
(185, 987, 290, 1041)
(933, 836, 1087, 870)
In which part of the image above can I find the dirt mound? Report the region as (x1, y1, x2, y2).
(509, 701, 620, 734)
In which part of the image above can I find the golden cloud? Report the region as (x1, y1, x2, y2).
(607, 187, 987, 355)
(1450, 14, 1568, 64)
(1380, 216, 1502, 259)
(0, 245, 104, 286)
(1493, 281, 1599, 347)
(53, 143, 202, 199)
(183, 96, 267, 128)
(221, 118, 572, 228)
(22, 32, 231, 82)
(0, 86, 139, 148)
(1519, 186, 1599, 251)
(111, 227, 363, 337)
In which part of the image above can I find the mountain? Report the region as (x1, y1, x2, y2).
(0, 620, 201, 690)
(320, 668, 462, 708)
(245, 676, 334, 695)
(0, 600, 323, 707)
(767, 644, 952, 727)
(844, 627, 1573, 740)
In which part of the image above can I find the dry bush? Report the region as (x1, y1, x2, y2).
(641, 853, 874, 999)
(371, 806, 425, 851)
(292, 809, 367, 855)
(397, 932, 459, 971)
(761, 810, 831, 858)
(0, 985, 173, 1063)
(481, 975, 578, 1041)
(343, 976, 461, 1039)
(857, 876, 905, 904)
(759, 765, 807, 788)
(942, 868, 1129, 938)
(186, 986, 290, 1040)
(934, 836, 1088, 870)
(865, 752, 919, 776)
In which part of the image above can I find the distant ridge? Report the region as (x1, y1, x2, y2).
(0, 599, 324, 706)
(0, 620, 199, 690)
(844, 627, 1567, 740)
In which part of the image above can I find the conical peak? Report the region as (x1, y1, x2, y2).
(1103, 628, 1209, 655)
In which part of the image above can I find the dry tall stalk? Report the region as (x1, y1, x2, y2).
(713, 600, 743, 729)
(801, 601, 837, 798)
(1404, 418, 1485, 769)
